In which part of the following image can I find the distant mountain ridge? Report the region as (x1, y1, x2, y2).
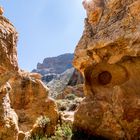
(32, 53, 84, 98)
(32, 53, 74, 75)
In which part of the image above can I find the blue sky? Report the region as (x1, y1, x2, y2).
(0, 0, 86, 71)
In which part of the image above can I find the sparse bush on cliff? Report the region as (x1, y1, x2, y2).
(29, 116, 50, 140)
(48, 122, 72, 140)
(30, 120, 72, 140)
(36, 116, 50, 128)
(30, 135, 47, 140)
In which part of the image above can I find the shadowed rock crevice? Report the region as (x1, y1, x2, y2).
(72, 128, 109, 140)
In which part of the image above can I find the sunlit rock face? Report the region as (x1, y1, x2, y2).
(73, 0, 140, 139)
(0, 14, 58, 140)
(0, 16, 18, 72)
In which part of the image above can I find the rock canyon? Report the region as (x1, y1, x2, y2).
(1, 0, 140, 139)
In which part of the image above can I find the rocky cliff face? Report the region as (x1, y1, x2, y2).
(47, 68, 84, 99)
(47, 68, 75, 98)
(32, 53, 84, 99)
(68, 69, 84, 86)
(0, 12, 58, 140)
(33, 53, 74, 75)
(73, 0, 140, 139)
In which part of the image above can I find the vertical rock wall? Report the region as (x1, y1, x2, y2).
(0, 14, 58, 140)
(73, 0, 140, 139)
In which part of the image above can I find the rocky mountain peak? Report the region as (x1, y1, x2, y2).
(33, 53, 74, 75)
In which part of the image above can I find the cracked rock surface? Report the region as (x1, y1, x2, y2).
(0, 15, 58, 140)
(73, 0, 140, 139)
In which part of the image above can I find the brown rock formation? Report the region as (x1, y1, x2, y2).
(68, 69, 84, 86)
(0, 14, 58, 139)
(73, 0, 140, 139)
(0, 7, 4, 15)
(56, 84, 84, 99)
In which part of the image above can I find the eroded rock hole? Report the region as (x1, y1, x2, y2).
(98, 71, 112, 85)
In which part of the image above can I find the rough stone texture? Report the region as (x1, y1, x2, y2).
(0, 16, 18, 72)
(56, 84, 84, 99)
(73, 0, 140, 139)
(47, 68, 84, 99)
(9, 72, 58, 136)
(0, 15, 58, 139)
(32, 53, 74, 75)
(68, 69, 84, 86)
(41, 73, 58, 84)
(47, 68, 75, 98)
(0, 7, 4, 15)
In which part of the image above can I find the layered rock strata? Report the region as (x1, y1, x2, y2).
(73, 0, 140, 139)
(0, 13, 58, 140)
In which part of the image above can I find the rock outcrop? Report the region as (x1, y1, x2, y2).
(32, 53, 74, 76)
(56, 84, 84, 99)
(32, 53, 84, 99)
(47, 68, 75, 98)
(73, 0, 140, 139)
(68, 69, 84, 86)
(0, 12, 58, 139)
(47, 68, 84, 99)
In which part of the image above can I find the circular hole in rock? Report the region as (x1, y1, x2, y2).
(98, 71, 112, 85)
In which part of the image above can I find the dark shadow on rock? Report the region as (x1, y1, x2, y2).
(72, 129, 109, 140)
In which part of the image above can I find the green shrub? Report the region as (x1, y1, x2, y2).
(55, 123, 72, 140)
(36, 116, 50, 128)
(29, 116, 50, 140)
(29, 135, 47, 140)
(30, 117, 72, 140)
(62, 123, 72, 138)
